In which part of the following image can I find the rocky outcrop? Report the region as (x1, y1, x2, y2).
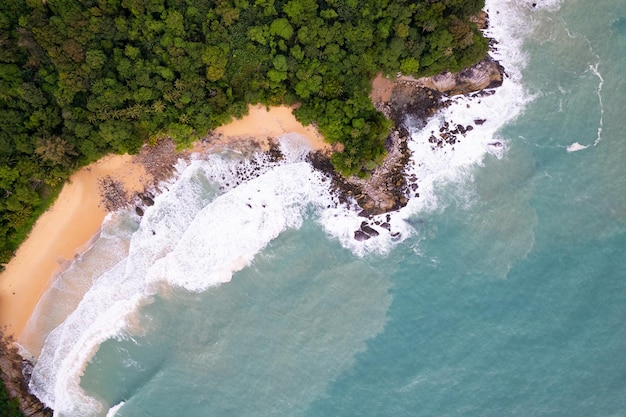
(401, 55, 504, 96)
(0, 332, 52, 417)
(314, 49, 505, 219)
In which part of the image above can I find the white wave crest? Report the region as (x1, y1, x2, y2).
(147, 162, 332, 292)
(105, 401, 125, 417)
(28, 145, 334, 416)
(29, 3, 543, 414)
(567, 142, 589, 152)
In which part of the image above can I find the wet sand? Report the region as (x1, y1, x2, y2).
(0, 155, 149, 339)
(0, 105, 326, 340)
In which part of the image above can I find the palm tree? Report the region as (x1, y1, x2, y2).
(35, 135, 77, 165)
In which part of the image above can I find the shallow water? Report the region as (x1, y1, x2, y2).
(21, 1, 626, 415)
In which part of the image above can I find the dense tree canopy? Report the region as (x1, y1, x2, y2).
(0, 379, 22, 417)
(0, 0, 488, 268)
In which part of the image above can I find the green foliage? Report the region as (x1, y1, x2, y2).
(0, 0, 489, 267)
(0, 378, 23, 417)
(269, 18, 294, 40)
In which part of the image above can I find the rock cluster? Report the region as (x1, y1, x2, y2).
(0, 332, 52, 417)
(428, 121, 474, 150)
(314, 52, 504, 221)
(308, 48, 505, 241)
(409, 55, 504, 96)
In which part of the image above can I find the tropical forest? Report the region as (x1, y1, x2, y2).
(0, 0, 488, 268)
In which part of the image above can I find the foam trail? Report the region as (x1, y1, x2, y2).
(571, 27, 604, 148)
(19, 212, 136, 359)
(589, 63, 605, 146)
(105, 402, 124, 417)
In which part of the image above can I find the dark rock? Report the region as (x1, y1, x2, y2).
(140, 195, 154, 206)
(361, 224, 380, 237)
(135, 206, 144, 216)
(354, 230, 371, 241)
(0, 332, 53, 417)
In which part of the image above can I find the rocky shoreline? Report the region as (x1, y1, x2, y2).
(0, 17, 505, 415)
(0, 56, 504, 417)
(0, 332, 52, 417)
(307, 52, 504, 244)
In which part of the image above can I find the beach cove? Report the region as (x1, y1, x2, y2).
(0, 53, 503, 345)
(0, 104, 330, 343)
(3, 1, 626, 416)
(0, 43, 507, 414)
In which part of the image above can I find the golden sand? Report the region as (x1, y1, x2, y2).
(0, 105, 326, 340)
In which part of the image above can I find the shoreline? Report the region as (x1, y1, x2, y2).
(0, 105, 328, 342)
(0, 155, 150, 339)
(0, 62, 505, 342)
(0, 41, 505, 415)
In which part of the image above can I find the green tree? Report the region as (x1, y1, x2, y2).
(35, 136, 77, 165)
(269, 18, 293, 40)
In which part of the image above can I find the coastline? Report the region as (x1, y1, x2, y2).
(0, 105, 328, 342)
(0, 155, 150, 339)
(0, 44, 504, 417)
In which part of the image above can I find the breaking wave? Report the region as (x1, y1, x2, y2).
(24, 1, 559, 415)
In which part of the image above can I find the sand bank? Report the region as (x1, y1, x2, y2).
(0, 105, 326, 340)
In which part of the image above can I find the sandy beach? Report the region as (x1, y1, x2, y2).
(201, 104, 330, 153)
(0, 155, 150, 340)
(0, 105, 327, 341)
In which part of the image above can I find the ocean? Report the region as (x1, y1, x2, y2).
(19, 1, 626, 416)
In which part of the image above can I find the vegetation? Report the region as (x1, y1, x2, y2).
(0, 379, 22, 417)
(0, 0, 488, 268)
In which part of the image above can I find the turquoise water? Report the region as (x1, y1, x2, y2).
(21, 1, 626, 416)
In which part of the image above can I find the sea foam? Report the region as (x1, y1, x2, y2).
(146, 162, 332, 292)
(28, 135, 334, 416)
(28, 2, 554, 415)
(358, 0, 540, 245)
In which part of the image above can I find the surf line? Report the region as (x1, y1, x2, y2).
(588, 62, 604, 147)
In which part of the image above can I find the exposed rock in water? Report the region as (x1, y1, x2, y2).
(354, 230, 371, 241)
(139, 194, 154, 206)
(360, 223, 380, 237)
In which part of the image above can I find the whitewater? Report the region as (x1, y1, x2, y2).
(24, 1, 537, 415)
(19, 0, 626, 416)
